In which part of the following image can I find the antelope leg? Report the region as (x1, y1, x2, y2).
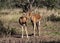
(22, 26, 24, 38)
(38, 21, 41, 36)
(34, 22, 36, 37)
(25, 26, 29, 38)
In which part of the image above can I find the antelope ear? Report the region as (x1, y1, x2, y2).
(29, 12, 31, 15)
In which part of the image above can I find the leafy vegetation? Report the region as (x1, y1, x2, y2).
(0, 0, 60, 9)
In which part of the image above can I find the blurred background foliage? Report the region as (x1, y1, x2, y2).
(0, 0, 60, 9)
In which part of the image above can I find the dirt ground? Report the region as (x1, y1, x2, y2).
(0, 35, 60, 43)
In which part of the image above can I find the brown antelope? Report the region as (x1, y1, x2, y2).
(19, 14, 29, 38)
(26, 11, 42, 37)
(19, 10, 42, 38)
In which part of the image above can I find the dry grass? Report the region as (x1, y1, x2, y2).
(0, 8, 60, 42)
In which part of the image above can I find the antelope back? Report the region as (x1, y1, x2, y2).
(31, 14, 42, 22)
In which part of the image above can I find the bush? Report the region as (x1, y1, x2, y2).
(47, 14, 60, 22)
(0, 20, 7, 36)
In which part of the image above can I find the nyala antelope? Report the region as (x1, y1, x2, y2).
(19, 15, 29, 38)
(26, 11, 42, 37)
